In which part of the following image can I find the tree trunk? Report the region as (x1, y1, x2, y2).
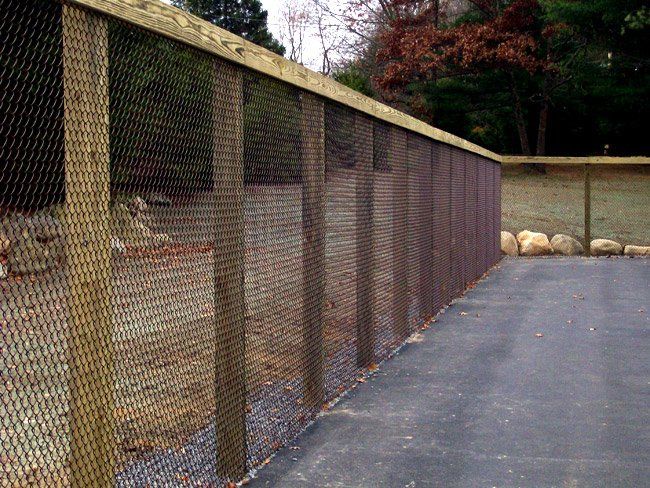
(536, 73, 551, 156)
(536, 98, 549, 157)
(533, 75, 551, 174)
(510, 78, 530, 156)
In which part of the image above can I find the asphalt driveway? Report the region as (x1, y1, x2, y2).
(250, 257, 650, 487)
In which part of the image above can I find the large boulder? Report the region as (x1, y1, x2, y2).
(27, 214, 63, 242)
(2, 215, 29, 258)
(590, 239, 623, 256)
(623, 245, 650, 257)
(145, 192, 172, 207)
(7, 236, 60, 275)
(129, 196, 148, 216)
(2, 214, 29, 242)
(501, 231, 518, 256)
(516, 230, 552, 256)
(110, 203, 169, 248)
(551, 234, 583, 256)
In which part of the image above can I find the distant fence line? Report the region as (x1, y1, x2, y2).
(501, 157, 650, 253)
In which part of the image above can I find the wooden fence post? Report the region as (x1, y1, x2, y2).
(212, 61, 247, 480)
(391, 128, 409, 340)
(356, 114, 375, 368)
(301, 93, 326, 407)
(63, 6, 114, 486)
(584, 163, 591, 255)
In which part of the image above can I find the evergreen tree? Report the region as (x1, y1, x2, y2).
(173, 0, 286, 55)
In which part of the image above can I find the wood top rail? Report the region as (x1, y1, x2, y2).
(501, 156, 650, 165)
(64, 0, 649, 165)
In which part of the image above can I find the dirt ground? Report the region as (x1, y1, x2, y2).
(1, 173, 427, 486)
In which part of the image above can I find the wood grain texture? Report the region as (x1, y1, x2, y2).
(300, 93, 326, 408)
(65, 0, 502, 162)
(355, 114, 375, 368)
(391, 128, 409, 340)
(584, 164, 591, 255)
(211, 60, 247, 480)
(501, 156, 650, 165)
(63, 5, 114, 486)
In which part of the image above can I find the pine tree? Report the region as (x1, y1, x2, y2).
(173, 0, 286, 55)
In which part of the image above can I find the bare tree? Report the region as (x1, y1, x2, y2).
(310, 0, 347, 74)
(279, 0, 311, 64)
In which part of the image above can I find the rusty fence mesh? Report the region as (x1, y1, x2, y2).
(0, 1, 501, 485)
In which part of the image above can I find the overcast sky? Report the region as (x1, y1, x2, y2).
(262, 0, 327, 70)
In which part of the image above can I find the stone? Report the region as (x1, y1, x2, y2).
(516, 230, 552, 256)
(110, 203, 169, 248)
(500, 231, 518, 256)
(111, 203, 150, 247)
(46, 203, 68, 224)
(152, 233, 171, 246)
(130, 196, 148, 217)
(0, 228, 10, 256)
(111, 236, 127, 255)
(145, 192, 172, 207)
(2, 214, 29, 242)
(551, 234, 583, 256)
(27, 214, 63, 241)
(7, 236, 58, 275)
(0, 262, 6, 280)
(590, 239, 623, 256)
(623, 245, 650, 257)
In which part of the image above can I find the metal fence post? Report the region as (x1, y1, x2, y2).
(356, 114, 375, 368)
(62, 6, 114, 486)
(584, 163, 591, 255)
(212, 61, 247, 480)
(301, 93, 326, 407)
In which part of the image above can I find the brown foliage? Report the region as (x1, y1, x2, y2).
(376, 0, 550, 91)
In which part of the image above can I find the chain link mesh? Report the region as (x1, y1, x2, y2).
(1, 1, 501, 485)
(591, 165, 650, 246)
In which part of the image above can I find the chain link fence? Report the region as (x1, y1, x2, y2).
(1, 1, 501, 485)
(501, 163, 650, 250)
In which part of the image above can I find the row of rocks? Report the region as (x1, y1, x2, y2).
(501, 230, 650, 257)
(1, 196, 170, 278)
